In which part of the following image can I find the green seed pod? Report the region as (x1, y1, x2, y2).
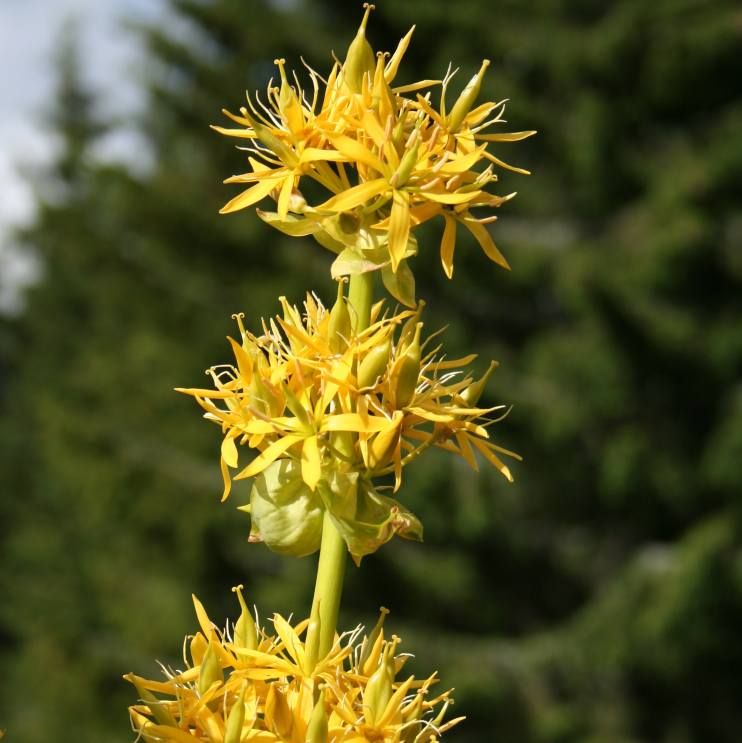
(459, 360, 499, 407)
(198, 641, 223, 696)
(393, 323, 422, 407)
(328, 280, 351, 353)
(224, 685, 246, 743)
(342, 4, 376, 93)
(446, 59, 490, 132)
(232, 585, 258, 651)
(305, 690, 329, 743)
(357, 336, 392, 388)
(250, 458, 324, 557)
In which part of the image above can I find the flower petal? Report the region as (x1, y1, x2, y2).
(388, 190, 410, 272)
(461, 217, 510, 269)
(220, 177, 280, 214)
(440, 213, 456, 278)
(234, 435, 303, 480)
(318, 178, 389, 214)
(301, 435, 321, 491)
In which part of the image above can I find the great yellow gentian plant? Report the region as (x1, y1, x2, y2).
(126, 5, 532, 741)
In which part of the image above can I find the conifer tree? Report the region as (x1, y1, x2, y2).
(1, 2, 740, 742)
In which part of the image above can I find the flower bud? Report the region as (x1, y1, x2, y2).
(328, 280, 351, 353)
(250, 458, 324, 557)
(190, 631, 208, 666)
(342, 4, 376, 93)
(224, 685, 246, 743)
(266, 684, 293, 738)
(368, 412, 403, 468)
(363, 645, 394, 727)
(393, 323, 422, 407)
(275, 58, 304, 135)
(304, 599, 322, 674)
(359, 607, 390, 675)
(459, 360, 498, 407)
(447, 59, 490, 132)
(305, 690, 329, 743)
(232, 585, 258, 651)
(198, 640, 223, 696)
(390, 139, 419, 189)
(357, 337, 391, 388)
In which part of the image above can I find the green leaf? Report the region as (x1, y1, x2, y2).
(331, 248, 387, 278)
(381, 259, 416, 307)
(318, 472, 423, 565)
(257, 210, 321, 237)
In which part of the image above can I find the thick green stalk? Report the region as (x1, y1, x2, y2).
(310, 271, 374, 658)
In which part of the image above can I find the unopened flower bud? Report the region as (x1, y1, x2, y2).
(358, 337, 391, 388)
(266, 684, 293, 738)
(369, 412, 403, 468)
(359, 607, 390, 674)
(393, 323, 422, 407)
(447, 59, 490, 132)
(304, 599, 322, 674)
(232, 585, 258, 651)
(305, 689, 329, 743)
(363, 645, 395, 727)
(275, 58, 304, 135)
(328, 280, 351, 353)
(459, 360, 498, 407)
(390, 140, 419, 188)
(342, 4, 376, 93)
(190, 632, 208, 666)
(198, 640, 223, 696)
(224, 685, 246, 743)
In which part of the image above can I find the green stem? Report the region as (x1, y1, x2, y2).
(311, 509, 348, 658)
(309, 271, 374, 657)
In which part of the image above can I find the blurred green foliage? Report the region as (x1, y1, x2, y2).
(1, 1, 741, 741)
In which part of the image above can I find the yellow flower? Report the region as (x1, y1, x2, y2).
(125, 590, 462, 742)
(215, 5, 534, 292)
(177, 286, 519, 561)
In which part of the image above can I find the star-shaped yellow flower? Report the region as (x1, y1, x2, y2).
(215, 5, 534, 296)
(125, 589, 462, 742)
(178, 285, 519, 561)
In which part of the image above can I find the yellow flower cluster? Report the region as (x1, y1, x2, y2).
(125, 589, 462, 743)
(178, 286, 519, 560)
(214, 4, 534, 301)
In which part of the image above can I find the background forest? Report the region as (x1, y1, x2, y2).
(1, 1, 741, 741)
